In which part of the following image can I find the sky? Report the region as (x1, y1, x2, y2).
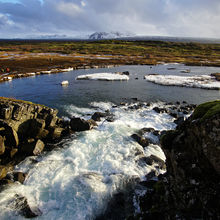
(0, 0, 220, 38)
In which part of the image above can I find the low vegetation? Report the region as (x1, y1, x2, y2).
(0, 39, 220, 77)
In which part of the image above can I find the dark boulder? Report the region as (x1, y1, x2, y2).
(91, 112, 108, 121)
(122, 71, 130, 75)
(21, 139, 45, 156)
(70, 117, 96, 131)
(0, 104, 14, 120)
(0, 120, 19, 147)
(153, 107, 167, 114)
(7, 171, 27, 184)
(131, 134, 149, 148)
(131, 98, 138, 101)
(174, 116, 185, 126)
(169, 112, 178, 118)
(137, 155, 166, 170)
(13, 172, 27, 184)
(146, 155, 166, 170)
(138, 127, 155, 135)
(106, 116, 115, 122)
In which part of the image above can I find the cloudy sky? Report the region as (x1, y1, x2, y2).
(0, 0, 220, 38)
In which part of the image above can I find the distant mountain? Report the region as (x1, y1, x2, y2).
(89, 32, 134, 40)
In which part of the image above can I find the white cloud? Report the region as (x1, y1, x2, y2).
(0, 0, 220, 38)
(56, 1, 83, 17)
(81, 1, 86, 7)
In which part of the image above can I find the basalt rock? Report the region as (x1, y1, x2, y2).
(0, 135, 5, 155)
(136, 100, 220, 219)
(21, 139, 45, 156)
(70, 117, 96, 132)
(0, 97, 71, 181)
(91, 112, 108, 121)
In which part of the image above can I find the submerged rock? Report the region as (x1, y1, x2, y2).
(9, 194, 42, 218)
(131, 134, 149, 148)
(6, 171, 27, 184)
(91, 112, 108, 121)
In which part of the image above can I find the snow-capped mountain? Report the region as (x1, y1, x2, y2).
(89, 32, 134, 40)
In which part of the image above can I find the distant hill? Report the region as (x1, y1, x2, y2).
(89, 32, 134, 40)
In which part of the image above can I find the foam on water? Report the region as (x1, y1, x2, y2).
(0, 102, 178, 219)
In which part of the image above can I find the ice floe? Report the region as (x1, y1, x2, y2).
(76, 73, 129, 81)
(61, 80, 69, 86)
(144, 74, 220, 90)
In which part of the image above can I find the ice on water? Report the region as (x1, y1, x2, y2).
(0, 102, 177, 219)
(76, 73, 129, 81)
(145, 74, 220, 90)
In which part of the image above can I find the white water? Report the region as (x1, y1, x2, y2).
(0, 102, 177, 219)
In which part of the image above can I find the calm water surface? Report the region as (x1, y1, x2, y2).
(0, 64, 219, 116)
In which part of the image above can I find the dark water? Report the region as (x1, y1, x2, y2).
(0, 64, 219, 116)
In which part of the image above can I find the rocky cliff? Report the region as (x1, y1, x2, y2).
(137, 100, 220, 219)
(0, 97, 70, 180)
(0, 97, 97, 185)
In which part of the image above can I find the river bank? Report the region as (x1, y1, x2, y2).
(1, 39, 220, 83)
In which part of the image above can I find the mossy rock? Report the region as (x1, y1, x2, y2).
(192, 100, 220, 120)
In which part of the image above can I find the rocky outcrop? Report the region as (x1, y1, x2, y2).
(0, 97, 100, 185)
(0, 97, 70, 167)
(136, 100, 220, 219)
